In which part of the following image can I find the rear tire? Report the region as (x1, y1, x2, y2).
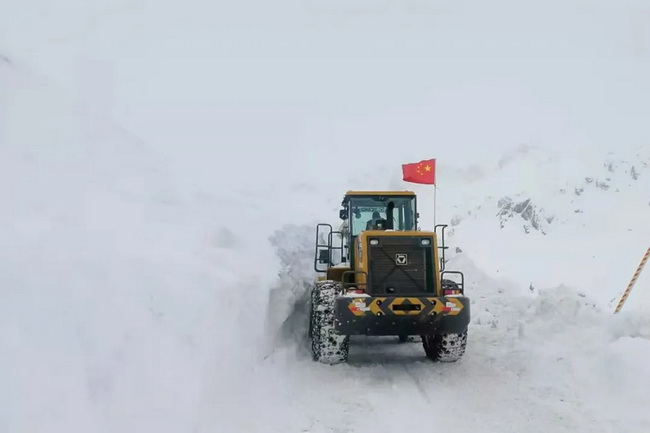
(309, 280, 349, 364)
(441, 278, 460, 294)
(422, 331, 468, 362)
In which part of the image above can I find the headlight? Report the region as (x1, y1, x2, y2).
(369, 239, 379, 245)
(421, 238, 431, 245)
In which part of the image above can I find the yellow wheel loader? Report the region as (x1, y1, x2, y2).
(309, 190, 470, 364)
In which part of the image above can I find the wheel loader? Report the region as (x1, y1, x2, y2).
(309, 190, 470, 364)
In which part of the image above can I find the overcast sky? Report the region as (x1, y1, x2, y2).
(2, 0, 649, 186)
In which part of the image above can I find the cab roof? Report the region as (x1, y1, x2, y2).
(344, 190, 416, 197)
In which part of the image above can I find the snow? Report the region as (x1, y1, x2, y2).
(342, 293, 371, 298)
(438, 145, 650, 310)
(3, 1, 650, 432)
(1, 59, 272, 433)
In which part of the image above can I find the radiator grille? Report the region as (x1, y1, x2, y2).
(367, 237, 429, 295)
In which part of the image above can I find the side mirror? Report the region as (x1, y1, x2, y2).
(339, 209, 347, 220)
(318, 248, 330, 264)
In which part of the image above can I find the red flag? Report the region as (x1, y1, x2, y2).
(402, 159, 436, 184)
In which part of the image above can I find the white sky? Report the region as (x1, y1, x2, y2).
(1, 0, 649, 185)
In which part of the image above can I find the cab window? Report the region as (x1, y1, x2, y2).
(348, 196, 416, 236)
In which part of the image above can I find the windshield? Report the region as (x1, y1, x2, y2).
(349, 196, 416, 236)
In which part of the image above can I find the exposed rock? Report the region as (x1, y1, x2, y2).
(496, 197, 547, 234)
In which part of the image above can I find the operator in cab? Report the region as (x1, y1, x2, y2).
(366, 210, 385, 230)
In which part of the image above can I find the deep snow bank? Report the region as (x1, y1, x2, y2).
(453, 251, 650, 432)
(0, 58, 271, 433)
(264, 223, 319, 357)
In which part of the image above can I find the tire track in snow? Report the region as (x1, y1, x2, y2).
(402, 363, 432, 404)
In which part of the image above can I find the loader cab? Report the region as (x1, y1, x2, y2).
(341, 191, 418, 237)
(337, 191, 419, 266)
(315, 191, 419, 273)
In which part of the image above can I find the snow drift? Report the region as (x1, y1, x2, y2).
(0, 58, 272, 433)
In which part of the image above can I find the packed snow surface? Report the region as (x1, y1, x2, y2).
(3, 1, 650, 432)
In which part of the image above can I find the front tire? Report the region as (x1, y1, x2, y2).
(309, 280, 349, 364)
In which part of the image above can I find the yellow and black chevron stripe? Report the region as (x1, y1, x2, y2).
(346, 297, 463, 317)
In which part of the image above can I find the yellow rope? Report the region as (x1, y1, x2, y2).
(614, 247, 650, 314)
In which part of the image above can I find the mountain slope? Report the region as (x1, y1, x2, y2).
(436, 145, 650, 310)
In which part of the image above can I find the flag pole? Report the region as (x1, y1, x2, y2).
(433, 185, 437, 228)
(433, 158, 437, 229)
